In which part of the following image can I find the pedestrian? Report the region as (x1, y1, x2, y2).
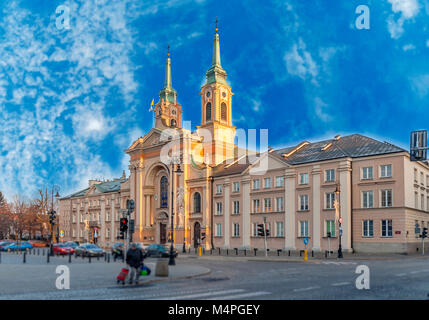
(126, 243, 144, 284)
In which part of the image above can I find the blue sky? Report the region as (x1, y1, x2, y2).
(0, 0, 428, 199)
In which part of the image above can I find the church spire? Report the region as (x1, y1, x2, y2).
(205, 18, 227, 86)
(159, 44, 177, 103)
(164, 45, 172, 90)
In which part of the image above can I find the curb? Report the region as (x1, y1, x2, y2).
(128, 267, 212, 286)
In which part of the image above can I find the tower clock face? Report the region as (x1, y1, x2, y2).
(222, 91, 227, 98)
(206, 91, 210, 98)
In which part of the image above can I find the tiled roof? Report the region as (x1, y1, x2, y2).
(273, 134, 405, 165)
(61, 179, 126, 199)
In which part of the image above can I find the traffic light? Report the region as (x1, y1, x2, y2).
(48, 210, 56, 226)
(257, 224, 265, 237)
(120, 217, 128, 232)
(422, 227, 428, 239)
(265, 228, 270, 237)
(119, 230, 125, 240)
(127, 199, 135, 212)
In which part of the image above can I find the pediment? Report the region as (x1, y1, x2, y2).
(244, 152, 289, 176)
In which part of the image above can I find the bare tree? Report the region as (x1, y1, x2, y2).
(0, 192, 10, 239)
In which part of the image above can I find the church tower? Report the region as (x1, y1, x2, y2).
(154, 47, 183, 130)
(197, 22, 236, 165)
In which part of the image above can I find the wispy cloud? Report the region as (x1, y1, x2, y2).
(387, 0, 421, 39)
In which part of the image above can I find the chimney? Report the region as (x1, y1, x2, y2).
(334, 135, 341, 141)
(88, 180, 102, 187)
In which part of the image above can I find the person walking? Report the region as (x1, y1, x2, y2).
(126, 243, 144, 284)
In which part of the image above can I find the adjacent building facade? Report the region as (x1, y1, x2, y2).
(60, 27, 429, 253)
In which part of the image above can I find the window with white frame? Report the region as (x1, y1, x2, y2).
(325, 169, 335, 182)
(264, 198, 272, 212)
(216, 184, 222, 194)
(233, 201, 240, 215)
(362, 191, 374, 208)
(421, 194, 425, 211)
(80, 215, 83, 223)
(252, 223, 258, 237)
(325, 220, 336, 237)
(264, 177, 271, 189)
(299, 221, 309, 237)
(106, 228, 110, 238)
(106, 212, 110, 221)
(233, 182, 240, 192)
(216, 202, 223, 215)
(363, 220, 374, 237)
(326, 192, 335, 209)
(381, 219, 393, 237)
(427, 197, 429, 212)
(276, 176, 284, 187)
(420, 172, 424, 185)
(253, 199, 260, 213)
(215, 224, 222, 237)
(276, 222, 284, 237)
(80, 229, 83, 237)
(72, 214, 76, 223)
(362, 167, 373, 180)
(381, 189, 393, 207)
(72, 229, 76, 237)
(253, 179, 260, 190)
(232, 223, 240, 237)
(299, 173, 309, 185)
(414, 168, 418, 182)
(299, 194, 309, 211)
(380, 164, 392, 178)
(276, 197, 284, 211)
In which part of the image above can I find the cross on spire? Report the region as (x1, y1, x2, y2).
(167, 44, 170, 57)
(215, 17, 218, 33)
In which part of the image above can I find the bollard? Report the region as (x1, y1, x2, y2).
(325, 251, 328, 259)
(23, 252, 26, 263)
(226, 249, 228, 256)
(244, 249, 246, 256)
(198, 247, 202, 257)
(254, 248, 257, 256)
(218, 248, 221, 255)
(47, 253, 50, 263)
(89, 255, 91, 263)
(69, 252, 72, 263)
(312, 251, 314, 258)
(288, 250, 291, 256)
(107, 253, 110, 263)
(203, 248, 205, 255)
(300, 250, 302, 257)
(304, 249, 308, 261)
(235, 248, 238, 256)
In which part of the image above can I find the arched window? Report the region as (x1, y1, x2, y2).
(193, 192, 201, 213)
(160, 176, 168, 208)
(170, 119, 177, 127)
(221, 102, 227, 121)
(206, 102, 212, 121)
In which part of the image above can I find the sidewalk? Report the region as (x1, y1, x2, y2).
(179, 249, 429, 263)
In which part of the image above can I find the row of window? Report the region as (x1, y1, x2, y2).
(215, 197, 285, 215)
(205, 102, 228, 122)
(414, 168, 429, 186)
(214, 220, 394, 238)
(72, 211, 123, 223)
(414, 192, 429, 212)
(72, 197, 121, 209)
(215, 176, 285, 194)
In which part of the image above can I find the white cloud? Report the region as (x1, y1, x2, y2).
(403, 43, 416, 51)
(410, 74, 429, 98)
(313, 97, 332, 123)
(387, 0, 421, 39)
(426, 39, 429, 47)
(284, 38, 318, 83)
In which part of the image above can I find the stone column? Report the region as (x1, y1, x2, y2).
(312, 165, 321, 252)
(224, 179, 230, 248)
(145, 195, 151, 227)
(242, 176, 251, 249)
(285, 168, 296, 249)
(339, 160, 352, 251)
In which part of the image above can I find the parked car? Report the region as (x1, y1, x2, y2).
(75, 243, 105, 257)
(52, 243, 75, 255)
(1, 241, 33, 252)
(145, 244, 178, 258)
(111, 242, 124, 258)
(0, 241, 14, 250)
(64, 241, 79, 249)
(28, 240, 49, 247)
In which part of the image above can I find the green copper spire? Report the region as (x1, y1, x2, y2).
(159, 45, 177, 103)
(205, 18, 228, 86)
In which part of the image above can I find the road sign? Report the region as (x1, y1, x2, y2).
(59, 230, 64, 238)
(339, 228, 343, 236)
(303, 237, 309, 245)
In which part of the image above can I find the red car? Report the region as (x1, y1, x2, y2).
(53, 243, 75, 255)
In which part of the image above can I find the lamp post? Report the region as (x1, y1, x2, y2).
(335, 184, 343, 259)
(169, 161, 182, 266)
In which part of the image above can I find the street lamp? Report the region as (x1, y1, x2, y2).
(335, 184, 343, 259)
(169, 162, 182, 266)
